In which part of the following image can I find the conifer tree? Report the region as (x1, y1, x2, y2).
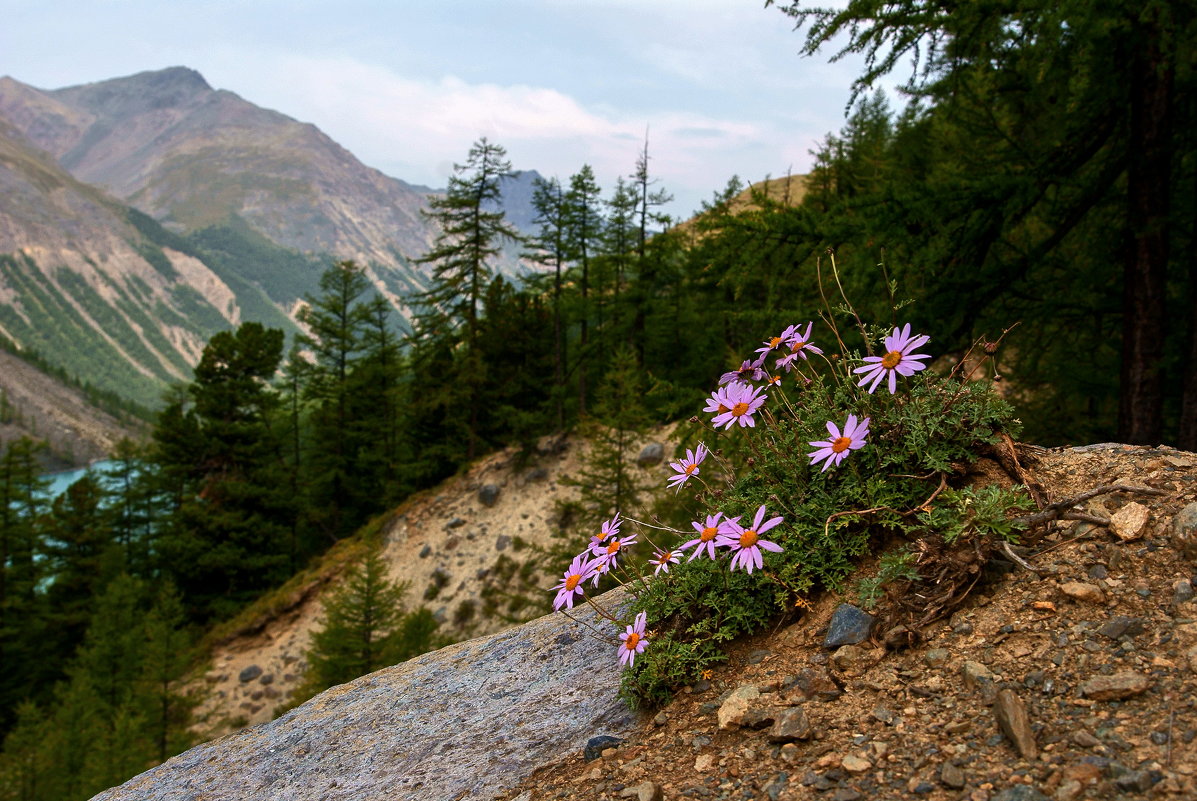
(0, 438, 48, 732)
(103, 439, 158, 576)
(561, 344, 653, 519)
(565, 165, 605, 416)
(598, 176, 639, 355)
(154, 323, 289, 620)
(0, 700, 50, 801)
(277, 343, 309, 570)
(298, 261, 373, 538)
(347, 294, 404, 512)
(413, 137, 522, 459)
(528, 175, 570, 428)
(42, 473, 121, 669)
(476, 276, 555, 448)
(139, 584, 194, 764)
(295, 546, 436, 701)
(628, 137, 674, 359)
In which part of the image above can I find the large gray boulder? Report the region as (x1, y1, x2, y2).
(93, 589, 639, 801)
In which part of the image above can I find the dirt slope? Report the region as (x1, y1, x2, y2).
(190, 429, 674, 736)
(494, 443, 1197, 801)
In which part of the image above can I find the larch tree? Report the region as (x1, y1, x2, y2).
(767, 0, 1197, 446)
(413, 138, 522, 459)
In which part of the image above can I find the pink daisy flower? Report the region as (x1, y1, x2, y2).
(754, 324, 799, 356)
(715, 505, 784, 574)
(775, 322, 824, 372)
(711, 382, 767, 430)
(703, 384, 733, 416)
(618, 611, 649, 667)
(590, 531, 637, 571)
(588, 557, 611, 588)
(808, 414, 870, 472)
(649, 548, 680, 575)
(681, 512, 740, 561)
(588, 512, 623, 550)
(552, 553, 598, 610)
(718, 356, 766, 386)
(666, 444, 708, 491)
(852, 323, 930, 394)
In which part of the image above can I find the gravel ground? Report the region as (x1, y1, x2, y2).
(496, 444, 1197, 801)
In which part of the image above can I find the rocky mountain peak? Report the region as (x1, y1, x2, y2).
(50, 66, 212, 117)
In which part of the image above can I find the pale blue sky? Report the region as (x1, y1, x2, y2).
(0, 0, 887, 217)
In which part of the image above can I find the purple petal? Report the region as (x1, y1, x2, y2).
(757, 515, 784, 534)
(853, 358, 882, 373)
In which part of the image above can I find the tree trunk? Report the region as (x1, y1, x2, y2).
(1118, 16, 1173, 445)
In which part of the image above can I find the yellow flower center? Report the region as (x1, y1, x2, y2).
(624, 632, 640, 650)
(740, 529, 759, 548)
(791, 340, 806, 353)
(700, 526, 718, 542)
(684, 463, 698, 475)
(731, 401, 750, 417)
(564, 574, 581, 592)
(881, 350, 902, 369)
(606, 540, 622, 555)
(769, 336, 782, 348)
(717, 403, 729, 414)
(831, 436, 852, 454)
(660, 551, 673, 562)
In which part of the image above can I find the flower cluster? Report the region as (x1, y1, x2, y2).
(549, 503, 785, 667)
(700, 322, 929, 473)
(548, 320, 931, 675)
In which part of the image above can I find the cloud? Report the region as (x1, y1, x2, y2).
(205, 52, 783, 216)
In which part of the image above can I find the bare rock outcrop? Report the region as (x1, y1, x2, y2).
(93, 588, 639, 801)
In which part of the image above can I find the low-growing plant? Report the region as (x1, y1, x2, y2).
(545, 261, 1026, 709)
(918, 485, 1034, 544)
(855, 547, 920, 610)
(423, 569, 449, 601)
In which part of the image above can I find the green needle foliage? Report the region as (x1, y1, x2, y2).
(291, 545, 438, 705)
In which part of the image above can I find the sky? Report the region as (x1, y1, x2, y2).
(0, 0, 889, 218)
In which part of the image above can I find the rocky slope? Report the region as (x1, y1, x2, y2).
(0, 349, 142, 469)
(497, 443, 1197, 801)
(189, 429, 674, 736)
(0, 118, 247, 407)
(91, 442, 1197, 801)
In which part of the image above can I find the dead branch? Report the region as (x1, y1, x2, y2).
(1014, 483, 1166, 529)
